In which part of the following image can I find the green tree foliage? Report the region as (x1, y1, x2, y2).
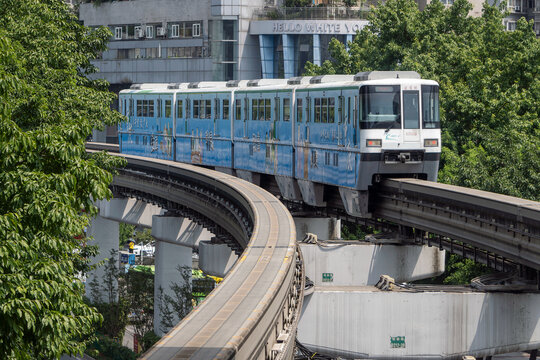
(285, 0, 312, 7)
(119, 223, 136, 248)
(158, 266, 193, 334)
(0, 0, 124, 358)
(304, 0, 540, 201)
(88, 251, 129, 341)
(122, 268, 154, 348)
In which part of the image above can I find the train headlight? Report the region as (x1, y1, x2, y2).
(366, 139, 382, 147)
(424, 139, 439, 147)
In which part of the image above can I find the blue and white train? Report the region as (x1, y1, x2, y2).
(118, 71, 440, 217)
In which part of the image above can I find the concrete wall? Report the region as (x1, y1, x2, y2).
(299, 288, 540, 359)
(300, 243, 445, 286)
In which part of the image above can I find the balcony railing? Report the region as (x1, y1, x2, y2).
(252, 6, 374, 20)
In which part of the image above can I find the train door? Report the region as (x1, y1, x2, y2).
(402, 89, 421, 144)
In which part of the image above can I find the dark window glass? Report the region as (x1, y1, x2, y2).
(283, 98, 290, 121)
(360, 85, 401, 129)
(403, 91, 419, 129)
(223, 99, 230, 120)
(314, 98, 321, 123)
(421, 85, 440, 129)
(296, 98, 303, 123)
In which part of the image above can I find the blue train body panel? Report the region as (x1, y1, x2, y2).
(118, 74, 441, 206)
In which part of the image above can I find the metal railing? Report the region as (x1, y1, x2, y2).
(252, 6, 373, 20)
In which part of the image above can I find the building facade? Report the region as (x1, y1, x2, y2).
(78, 0, 371, 85)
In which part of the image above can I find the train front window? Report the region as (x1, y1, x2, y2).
(403, 91, 419, 129)
(360, 85, 400, 129)
(422, 85, 440, 129)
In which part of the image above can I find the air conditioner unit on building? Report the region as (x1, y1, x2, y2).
(135, 28, 144, 39)
(157, 27, 166, 36)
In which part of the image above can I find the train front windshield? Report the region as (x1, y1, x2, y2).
(360, 85, 401, 129)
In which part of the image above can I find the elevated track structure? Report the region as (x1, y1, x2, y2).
(87, 143, 304, 360)
(86, 142, 540, 359)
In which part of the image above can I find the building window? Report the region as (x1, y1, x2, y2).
(167, 47, 205, 58)
(146, 25, 154, 38)
(146, 48, 160, 58)
(193, 23, 201, 37)
(117, 48, 142, 59)
(135, 26, 143, 38)
(506, 21, 516, 31)
(115, 27, 123, 40)
(171, 24, 179, 38)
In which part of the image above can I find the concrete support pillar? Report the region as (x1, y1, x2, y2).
(294, 217, 341, 241)
(85, 215, 119, 303)
(282, 34, 295, 79)
(259, 34, 275, 79)
(313, 34, 321, 66)
(153, 240, 192, 336)
(98, 198, 163, 228)
(151, 215, 213, 249)
(199, 241, 238, 278)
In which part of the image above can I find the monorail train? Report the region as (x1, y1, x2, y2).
(118, 71, 440, 217)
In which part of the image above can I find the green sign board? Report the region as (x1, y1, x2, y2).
(390, 336, 406, 348)
(322, 272, 333, 282)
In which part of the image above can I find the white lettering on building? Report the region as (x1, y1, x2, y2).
(270, 21, 363, 34)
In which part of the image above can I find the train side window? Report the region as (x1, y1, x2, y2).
(235, 99, 242, 120)
(328, 97, 335, 123)
(283, 98, 290, 121)
(403, 91, 420, 129)
(193, 100, 200, 119)
(274, 97, 280, 121)
(321, 98, 328, 123)
(421, 85, 440, 129)
(265, 99, 271, 120)
(214, 98, 220, 120)
(296, 98, 303, 123)
(314, 98, 321, 123)
(205, 99, 211, 119)
(137, 100, 142, 117)
(353, 96, 358, 128)
(147, 100, 154, 118)
(258, 99, 265, 120)
(157, 99, 162, 118)
(306, 97, 311, 122)
(176, 100, 183, 118)
(223, 99, 230, 120)
(129, 99, 134, 116)
(186, 99, 191, 118)
(165, 100, 172, 118)
(119, 99, 123, 114)
(338, 96, 344, 124)
(243, 98, 248, 121)
(251, 99, 258, 121)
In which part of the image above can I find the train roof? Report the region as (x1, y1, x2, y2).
(119, 71, 438, 95)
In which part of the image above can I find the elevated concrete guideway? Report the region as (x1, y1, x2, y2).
(86, 144, 304, 359)
(86, 143, 540, 359)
